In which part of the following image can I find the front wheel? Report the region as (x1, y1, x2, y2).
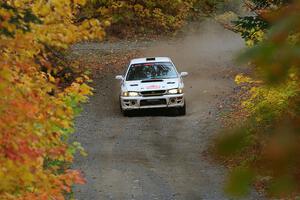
(123, 110, 133, 117)
(177, 103, 186, 116)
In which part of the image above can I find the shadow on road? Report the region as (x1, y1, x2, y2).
(125, 108, 182, 117)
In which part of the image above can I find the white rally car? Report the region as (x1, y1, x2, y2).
(115, 57, 188, 116)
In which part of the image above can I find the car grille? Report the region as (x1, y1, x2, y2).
(140, 99, 167, 106)
(140, 90, 166, 97)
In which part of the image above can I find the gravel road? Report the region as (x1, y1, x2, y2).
(72, 20, 263, 200)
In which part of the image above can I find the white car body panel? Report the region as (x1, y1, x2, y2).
(122, 78, 183, 92)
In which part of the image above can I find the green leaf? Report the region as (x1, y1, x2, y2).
(225, 167, 254, 197)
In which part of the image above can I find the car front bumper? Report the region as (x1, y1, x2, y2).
(120, 94, 185, 110)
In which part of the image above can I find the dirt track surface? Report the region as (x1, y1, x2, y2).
(72, 20, 263, 200)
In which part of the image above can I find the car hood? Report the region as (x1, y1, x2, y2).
(123, 78, 181, 92)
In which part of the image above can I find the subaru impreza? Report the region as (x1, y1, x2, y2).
(115, 57, 188, 116)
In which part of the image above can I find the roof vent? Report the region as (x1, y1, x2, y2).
(146, 57, 155, 61)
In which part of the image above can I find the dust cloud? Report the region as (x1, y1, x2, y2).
(143, 19, 245, 115)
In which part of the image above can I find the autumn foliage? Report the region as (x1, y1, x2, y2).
(0, 0, 224, 199)
(0, 0, 105, 199)
(79, 0, 222, 36)
(216, 0, 300, 198)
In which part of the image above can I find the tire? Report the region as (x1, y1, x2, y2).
(177, 103, 186, 116)
(119, 99, 124, 114)
(123, 110, 132, 117)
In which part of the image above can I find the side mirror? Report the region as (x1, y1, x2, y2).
(180, 72, 188, 77)
(115, 75, 123, 80)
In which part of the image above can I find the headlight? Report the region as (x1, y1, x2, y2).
(168, 88, 183, 94)
(122, 91, 139, 97)
(128, 92, 139, 97)
(122, 91, 129, 97)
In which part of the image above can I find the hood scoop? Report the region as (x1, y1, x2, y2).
(141, 79, 163, 83)
(130, 84, 139, 86)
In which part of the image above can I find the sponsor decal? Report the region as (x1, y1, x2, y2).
(145, 85, 161, 89)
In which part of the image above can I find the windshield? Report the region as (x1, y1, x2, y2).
(126, 62, 178, 81)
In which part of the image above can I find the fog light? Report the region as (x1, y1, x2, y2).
(169, 98, 176, 104)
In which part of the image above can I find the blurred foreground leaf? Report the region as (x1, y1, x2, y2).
(215, 0, 300, 198)
(216, 127, 250, 156)
(225, 167, 254, 197)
